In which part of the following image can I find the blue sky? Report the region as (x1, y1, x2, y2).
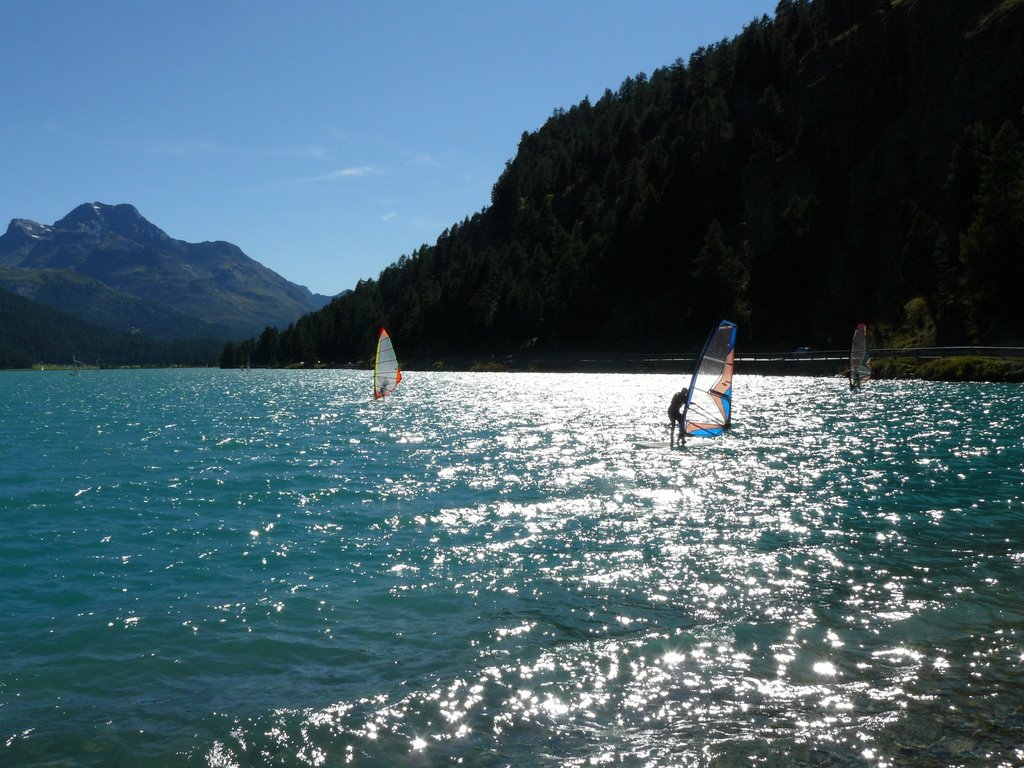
(1, 1, 777, 297)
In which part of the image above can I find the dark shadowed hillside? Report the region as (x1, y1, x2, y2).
(226, 0, 1024, 368)
(0, 289, 221, 368)
(0, 267, 232, 340)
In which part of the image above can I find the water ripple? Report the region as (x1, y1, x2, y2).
(1, 370, 1022, 766)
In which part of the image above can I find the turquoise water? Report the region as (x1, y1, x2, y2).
(1, 369, 1022, 767)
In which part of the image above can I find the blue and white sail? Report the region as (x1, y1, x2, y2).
(683, 320, 737, 437)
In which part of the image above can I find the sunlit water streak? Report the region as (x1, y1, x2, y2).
(1, 369, 1022, 767)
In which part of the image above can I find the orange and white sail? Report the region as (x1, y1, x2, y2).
(373, 327, 402, 399)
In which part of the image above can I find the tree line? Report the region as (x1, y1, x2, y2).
(0, 289, 221, 369)
(223, 0, 1024, 369)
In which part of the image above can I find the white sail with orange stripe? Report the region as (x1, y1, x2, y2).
(373, 327, 402, 399)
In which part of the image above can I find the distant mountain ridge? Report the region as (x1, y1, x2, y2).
(0, 202, 331, 337)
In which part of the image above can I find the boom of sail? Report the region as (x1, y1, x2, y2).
(849, 323, 871, 388)
(374, 327, 402, 399)
(682, 320, 737, 437)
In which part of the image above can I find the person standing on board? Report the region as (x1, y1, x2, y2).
(668, 388, 689, 447)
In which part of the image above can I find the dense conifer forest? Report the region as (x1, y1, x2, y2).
(221, 0, 1024, 368)
(0, 290, 221, 369)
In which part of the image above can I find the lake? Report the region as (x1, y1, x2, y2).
(1, 369, 1022, 766)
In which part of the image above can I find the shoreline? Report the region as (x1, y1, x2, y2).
(403, 349, 1024, 383)
(9, 352, 1024, 383)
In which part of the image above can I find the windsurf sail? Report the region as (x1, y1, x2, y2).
(849, 323, 871, 388)
(682, 320, 737, 437)
(373, 327, 402, 399)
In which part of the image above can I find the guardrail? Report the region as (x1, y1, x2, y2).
(406, 347, 1024, 373)
(737, 346, 1024, 362)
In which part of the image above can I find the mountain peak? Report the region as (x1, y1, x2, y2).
(0, 201, 329, 337)
(4, 218, 53, 242)
(54, 202, 170, 246)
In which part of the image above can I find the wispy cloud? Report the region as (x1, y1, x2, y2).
(136, 138, 225, 156)
(316, 166, 379, 181)
(408, 152, 440, 167)
(131, 136, 331, 160)
(37, 123, 226, 157)
(414, 216, 444, 232)
(256, 165, 383, 191)
(278, 145, 330, 160)
(381, 211, 397, 222)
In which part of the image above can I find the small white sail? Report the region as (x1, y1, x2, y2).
(849, 324, 871, 388)
(373, 328, 402, 399)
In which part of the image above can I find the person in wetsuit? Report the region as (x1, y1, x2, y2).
(668, 387, 689, 447)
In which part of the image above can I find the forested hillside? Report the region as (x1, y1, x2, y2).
(0, 267, 232, 340)
(224, 0, 1024, 368)
(0, 289, 221, 369)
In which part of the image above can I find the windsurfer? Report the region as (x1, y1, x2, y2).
(668, 388, 688, 447)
